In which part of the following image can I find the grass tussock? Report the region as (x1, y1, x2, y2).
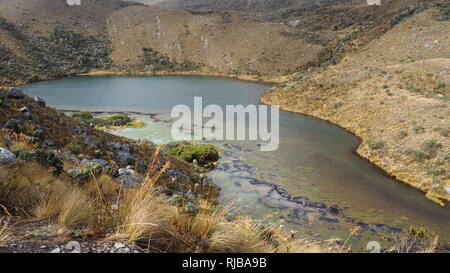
(0, 218, 12, 246)
(57, 188, 92, 228)
(111, 159, 181, 251)
(388, 227, 439, 253)
(208, 218, 275, 253)
(0, 161, 93, 227)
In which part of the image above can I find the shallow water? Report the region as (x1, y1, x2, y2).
(23, 75, 450, 250)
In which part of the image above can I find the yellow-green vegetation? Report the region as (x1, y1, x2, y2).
(72, 112, 144, 131)
(165, 142, 220, 167)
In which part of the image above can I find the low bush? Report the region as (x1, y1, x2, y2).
(166, 143, 220, 166)
(14, 149, 64, 175)
(367, 140, 385, 150)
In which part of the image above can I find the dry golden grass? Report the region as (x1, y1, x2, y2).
(114, 188, 177, 249)
(0, 218, 12, 247)
(83, 174, 120, 203)
(208, 218, 274, 253)
(188, 200, 228, 241)
(111, 160, 179, 251)
(0, 162, 55, 216)
(57, 188, 93, 228)
(0, 151, 342, 253)
(0, 162, 93, 228)
(0, 129, 37, 152)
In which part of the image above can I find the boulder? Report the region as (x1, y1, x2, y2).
(108, 142, 132, 153)
(117, 168, 144, 187)
(6, 87, 24, 99)
(115, 150, 136, 166)
(445, 187, 450, 195)
(44, 139, 55, 147)
(0, 147, 17, 165)
(81, 158, 110, 168)
(34, 97, 46, 106)
(3, 118, 21, 131)
(120, 143, 132, 153)
(20, 107, 32, 120)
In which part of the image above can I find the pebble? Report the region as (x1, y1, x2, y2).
(50, 247, 61, 253)
(114, 242, 125, 249)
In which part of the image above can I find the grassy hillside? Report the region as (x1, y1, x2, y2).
(106, 6, 323, 75)
(0, 0, 132, 35)
(261, 8, 450, 204)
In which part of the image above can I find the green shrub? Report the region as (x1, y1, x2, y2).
(433, 127, 449, 137)
(31, 129, 45, 141)
(166, 143, 220, 166)
(72, 112, 93, 124)
(406, 149, 428, 162)
(92, 114, 132, 127)
(413, 124, 425, 134)
(421, 140, 442, 158)
(406, 140, 443, 161)
(67, 164, 102, 183)
(14, 149, 64, 175)
(368, 140, 385, 150)
(67, 142, 81, 155)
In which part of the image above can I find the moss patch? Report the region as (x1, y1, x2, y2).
(165, 142, 220, 166)
(72, 113, 144, 131)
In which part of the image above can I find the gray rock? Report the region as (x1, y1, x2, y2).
(44, 139, 55, 147)
(117, 168, 144, 187)
(445, 187, 450, 194)
(71, 126, 81, 134)
(115, 150, 136, 165)
(80, 132, 93, 146)
(34, 97, 46, 106)
(137, 160, 148, 172)
(81, 158, 110, 168)
(431, 184, 441, 190)
(108, 142, 132, 153)
(6, 87, 24, 99)
(166, 169, 188, 181)
(0, 147, 16, 165)
(20, 107, 32, 120)
(3, 118, 20, 130)
(65, 241, 81, 253)
(108, 142, 121, 150)
(50, 247, 61, 253)
(114, 243, 125, 249)
(120, 143, 132, 153)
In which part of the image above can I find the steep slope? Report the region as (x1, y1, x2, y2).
(141, 0, 422, 23)
(106, 6, 323, 75)
(0, 15, 113, 84)
(0, 0, 133, 35)
(262, 8, 450, 203)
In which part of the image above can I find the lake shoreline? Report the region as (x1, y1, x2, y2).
(78, 70, 289, 85)
(14, 68, 447, 206)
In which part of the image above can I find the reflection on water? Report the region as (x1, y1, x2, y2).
(23, 75, 450, 249)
